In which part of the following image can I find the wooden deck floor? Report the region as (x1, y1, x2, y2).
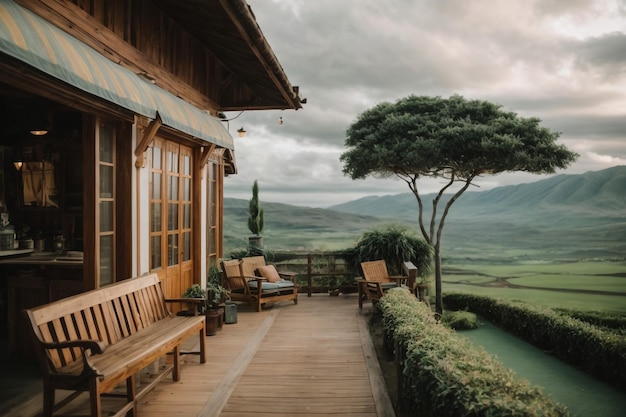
(4, 294, 395, 417)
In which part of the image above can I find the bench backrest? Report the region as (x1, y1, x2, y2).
(240, 256, 266, 278)
(24, 273, 170, 371)
(221, 259, 246, 292)
(361, 260, 391, 283)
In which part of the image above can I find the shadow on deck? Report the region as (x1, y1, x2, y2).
(1, 294, 395, 417)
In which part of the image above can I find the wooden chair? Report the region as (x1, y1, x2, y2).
(357, 260, 404, 308)
(221, 257, 298, 312)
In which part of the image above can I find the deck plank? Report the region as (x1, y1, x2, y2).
(8, 294, 394, 417)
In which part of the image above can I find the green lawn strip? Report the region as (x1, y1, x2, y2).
(509, 275, 626, 293)
(440, 274, 495, 284)
(442, 285, 626, 313)
(445, 261, 626, 277)
(458, 320, 626, 417)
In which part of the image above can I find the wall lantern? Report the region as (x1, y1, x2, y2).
(237, 127, 246, 138)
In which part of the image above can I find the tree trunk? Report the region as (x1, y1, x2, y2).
(434, 243, 443, 315)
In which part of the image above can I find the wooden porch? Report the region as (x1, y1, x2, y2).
(4, 294, 395, 417)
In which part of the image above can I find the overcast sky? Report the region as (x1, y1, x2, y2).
(223, 0, 626, 208)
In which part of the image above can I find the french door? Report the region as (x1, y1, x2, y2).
(149, 138, 193, 298)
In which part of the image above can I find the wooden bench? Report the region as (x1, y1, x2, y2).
(222, 256, 298, 312)
(24, 273, 206, 417)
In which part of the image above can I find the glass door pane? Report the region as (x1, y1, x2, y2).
(97, 122, 115, 287)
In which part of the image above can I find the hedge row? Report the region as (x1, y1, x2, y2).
(442, 293, 626, 390)
(553, 307, 626, 331)
(378, 290, 569, 417)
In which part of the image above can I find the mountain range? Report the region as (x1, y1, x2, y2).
(224, 166, 626, 262)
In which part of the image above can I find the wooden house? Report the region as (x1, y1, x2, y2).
(0, 0, 303, 359)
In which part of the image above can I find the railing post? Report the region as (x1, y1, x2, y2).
(307, 253, 312, 297)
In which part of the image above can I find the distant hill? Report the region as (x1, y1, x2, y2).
(224, 166, 626, 262)
(223, 199, 393, 253)
(328, 165, 626, 222)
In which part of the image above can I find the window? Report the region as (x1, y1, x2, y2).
(97, 123, 115, 286)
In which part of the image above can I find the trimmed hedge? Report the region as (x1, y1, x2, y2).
(553, 307, 626, 331)
(443, 293, 626, 391)
(379, 290, 569, 417)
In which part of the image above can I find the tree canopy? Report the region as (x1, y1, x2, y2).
(341, 95, 577, 181)
(340, 94, 578, 314)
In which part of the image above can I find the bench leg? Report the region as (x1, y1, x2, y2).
(89, 377, 101, 417)
(126, 375, 136, 417)
(43, 384, 55, 417)
(199, 327, 206, 364)
(173, 345, 181, 381)
(358, 283, 365, 309)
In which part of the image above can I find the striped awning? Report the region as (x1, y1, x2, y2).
(0, 0, 233, 149)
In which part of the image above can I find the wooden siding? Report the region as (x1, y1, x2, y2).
(18, 0, 221, 112)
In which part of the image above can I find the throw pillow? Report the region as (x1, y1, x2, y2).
(257, 265, 281, 283)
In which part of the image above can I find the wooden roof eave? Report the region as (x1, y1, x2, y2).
(151, 0, 304, 111)
(220, 0, 303, 111)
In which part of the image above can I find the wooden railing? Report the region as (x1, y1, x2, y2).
(265, 252, 358, 297)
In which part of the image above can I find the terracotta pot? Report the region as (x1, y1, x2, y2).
(205, 308, 224, 336)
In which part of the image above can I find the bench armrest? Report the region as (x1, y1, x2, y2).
(41, 339, 106, 355)
(40, 339, 106, 378)
(387, 275, 405, 287)
(278, 271, 296, 281)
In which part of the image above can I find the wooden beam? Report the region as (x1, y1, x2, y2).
(135, 116, 162, 168)
(199, 144, 217, 169)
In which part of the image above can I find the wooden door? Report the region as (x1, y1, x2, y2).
(149, 138, 193, 300)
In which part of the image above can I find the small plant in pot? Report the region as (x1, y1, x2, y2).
(207, 265, 229, 307)
(182, 284, 207, 314)
(206, 265, 229, 334)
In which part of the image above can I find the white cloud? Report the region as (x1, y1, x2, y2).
(587, 152, 626, 165)
(226, 0, 626, 208)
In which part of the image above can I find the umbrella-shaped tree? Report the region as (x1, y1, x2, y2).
(340, 95, 578, 314)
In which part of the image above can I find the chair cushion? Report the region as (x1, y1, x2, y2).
(257, 265, 282, 283)
(248, 280, 295, 292)
(381, 282, 397, 290)
(248, 280, 279, 291)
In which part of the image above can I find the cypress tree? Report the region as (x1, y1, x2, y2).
(247, 180, 264, 235)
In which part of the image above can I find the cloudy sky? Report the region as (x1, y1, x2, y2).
(223, 0, 626, 208)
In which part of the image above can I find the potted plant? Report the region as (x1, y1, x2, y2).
(181, 284, 207, 313)
(181, 282, 223, 335)
(206, 265, 229, 334)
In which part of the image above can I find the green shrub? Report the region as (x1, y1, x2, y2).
(443, 293, 626, 390)
(379, 291, 569, 416)
(352, 224, 432, 276)
(442, 310, 479, 330)
(554, 308, 626, 331)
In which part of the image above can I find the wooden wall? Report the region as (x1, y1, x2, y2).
(64, 0, 222, 108)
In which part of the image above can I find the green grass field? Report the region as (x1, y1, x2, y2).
(441, 261, 626, 313)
